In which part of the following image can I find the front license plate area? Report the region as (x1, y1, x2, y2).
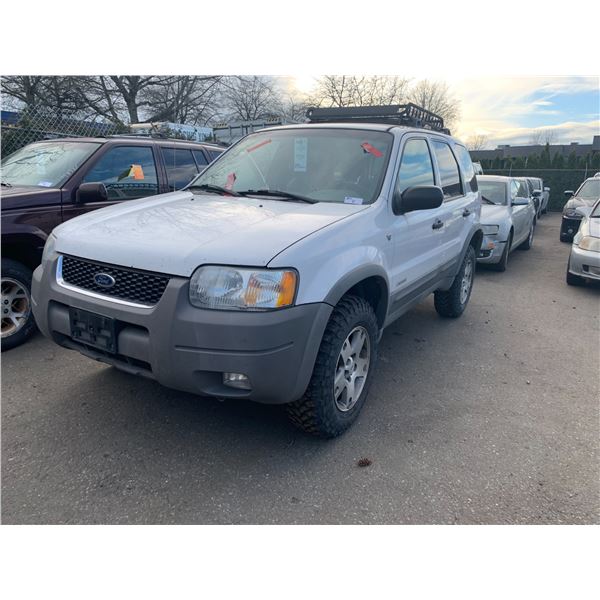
(69, 307, 117, 353)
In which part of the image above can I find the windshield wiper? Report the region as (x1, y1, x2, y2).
(1, 181, 13, 187)
(237, 189, 318, 204)
(188, 183, 240, 197)
(481, 196, 496, 205)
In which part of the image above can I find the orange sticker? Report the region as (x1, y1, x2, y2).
(130, 164, 145, 180)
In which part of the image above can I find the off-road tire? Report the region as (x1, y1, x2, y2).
(1, 259, 37, 351)
(434, 245, 475, 318)
(286, 295, 378, 438)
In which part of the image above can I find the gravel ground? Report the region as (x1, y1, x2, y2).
(2, 213, 599, 524)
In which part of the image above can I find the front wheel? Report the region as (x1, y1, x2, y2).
(566, 261, 585, 286)
(434, 245, 475, 318)
(519, 222, 535, 250)
(287, 295, 378, 438)
(1, 259, 37, 351)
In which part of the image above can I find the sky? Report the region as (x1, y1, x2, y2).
(287, 76, 599, 148)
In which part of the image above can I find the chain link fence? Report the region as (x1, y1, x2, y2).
(482, 169, 597, 212)
(1, 110, 126, 157)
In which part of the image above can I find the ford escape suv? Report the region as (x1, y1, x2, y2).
(32, 104, 483, 437)
(1, 135, 223, 350)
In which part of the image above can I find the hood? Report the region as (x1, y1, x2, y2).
(580, 217, 600, 239)
(0, 185, 62, 210)
(565, 196, 598, 211)
(53, 190, 369, 276)
(480, 203, 510, 224)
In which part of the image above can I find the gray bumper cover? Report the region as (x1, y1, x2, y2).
(32, 255, 332, 404)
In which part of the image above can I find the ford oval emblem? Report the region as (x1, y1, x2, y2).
(94, 273, 115, 288)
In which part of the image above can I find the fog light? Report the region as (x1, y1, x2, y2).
(223, 372, 251, 390)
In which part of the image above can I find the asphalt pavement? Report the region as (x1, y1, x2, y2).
(2, 213, 599, 524)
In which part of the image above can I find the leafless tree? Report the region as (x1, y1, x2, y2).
(407, 80, 460, 128)
(466, 134, 490, 151)
(310, 75, 410, 107)
(529, 129, 556, 145)
(217, 76, 282, 122)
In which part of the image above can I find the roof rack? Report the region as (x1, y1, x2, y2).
(305, 103, 450, 135)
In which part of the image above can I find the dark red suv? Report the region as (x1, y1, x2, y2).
(1, 135, 223, 349)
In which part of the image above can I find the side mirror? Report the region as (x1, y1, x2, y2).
(512, 197, 530, 206)
(544, 187, 550, 192)
(76, 182, 108, 203)
(394, 185, 444, 214)
(564, 190, 574, 198)
(532, 190, 542, 198)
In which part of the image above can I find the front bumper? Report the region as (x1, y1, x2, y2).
(32, 254, 332, 404)
(477, 236, 506, 264)
(560, 215, 582, 239)
(568, 245, 600, 281)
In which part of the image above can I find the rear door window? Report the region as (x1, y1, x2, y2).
(162, 147, 199, 191)
(432, 141, 462, 199)
(82, 146, 159, 200)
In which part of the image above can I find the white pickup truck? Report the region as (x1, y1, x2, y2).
(32, 104, 482, 437)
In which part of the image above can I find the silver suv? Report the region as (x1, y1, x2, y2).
(32, 104, 483, 437)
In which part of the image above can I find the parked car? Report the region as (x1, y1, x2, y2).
(1, 136, 223, 350)
(560, 175, 600, 242)
(476, 175, 536, 271)
(31, 103, 483, 437)
(526, 176, 549, 217)
(516, 177, 542, 216)
(566, 200, 600, 285)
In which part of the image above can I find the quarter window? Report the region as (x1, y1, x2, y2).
(395, 138, 435, 197)
(162, 147, 199, 191)
(454, 144, 477, 193)
(193, 150, 209, 167)
(83, 146, 159, 200)
(432, 141, 462, 199)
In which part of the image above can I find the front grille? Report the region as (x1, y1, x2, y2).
(60, 255, 170, 306)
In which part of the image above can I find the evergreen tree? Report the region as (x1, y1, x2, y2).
(567, 151, 577, 169)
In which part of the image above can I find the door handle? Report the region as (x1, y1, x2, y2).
(462, 208, 471, 217)
(432, 219, 444, 230)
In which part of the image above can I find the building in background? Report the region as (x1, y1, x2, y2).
(213, 118, 293, 145)
(470, 136, 600, 162)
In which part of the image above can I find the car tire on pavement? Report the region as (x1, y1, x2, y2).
(519, 222, 535, 250)
(1, 259, 37, 351)
(286, 295, 378, 438)
(434, 245, 475, 318)
(491, 232, 512, 272)
(566, 261, 585, 286)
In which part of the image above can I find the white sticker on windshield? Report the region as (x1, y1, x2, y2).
(294, 138, 308, 172)
(344, 196, 364, 205)
(38, 181, 52, 187)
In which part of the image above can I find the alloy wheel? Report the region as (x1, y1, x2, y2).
(334, 325, 371, 412)
(1, 278, 31, 338)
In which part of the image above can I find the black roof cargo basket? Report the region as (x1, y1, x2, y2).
(305, 103, 450, 135)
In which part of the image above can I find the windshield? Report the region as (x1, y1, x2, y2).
(591, 200, 600, 217)
(1, 141, 101, 188)
(576, 179, 600, 200)
(478, 180, 507, 205)
(190, 128, 393, 204)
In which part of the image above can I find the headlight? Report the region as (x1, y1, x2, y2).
(564, 208, 582, 218)
(189, 265, 298, 310)
(42, 234, 57, 262)
(578, 236, 600, 252)
(481, 224, 499, 235)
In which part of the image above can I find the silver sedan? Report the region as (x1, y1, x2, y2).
(567, 199, 600, 285)
(476, 175, 537, 271)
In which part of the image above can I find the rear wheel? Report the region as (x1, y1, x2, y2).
(287, 295, 378, 438)
(1, 259, 37, 351)
(434, 245, 475, 318)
